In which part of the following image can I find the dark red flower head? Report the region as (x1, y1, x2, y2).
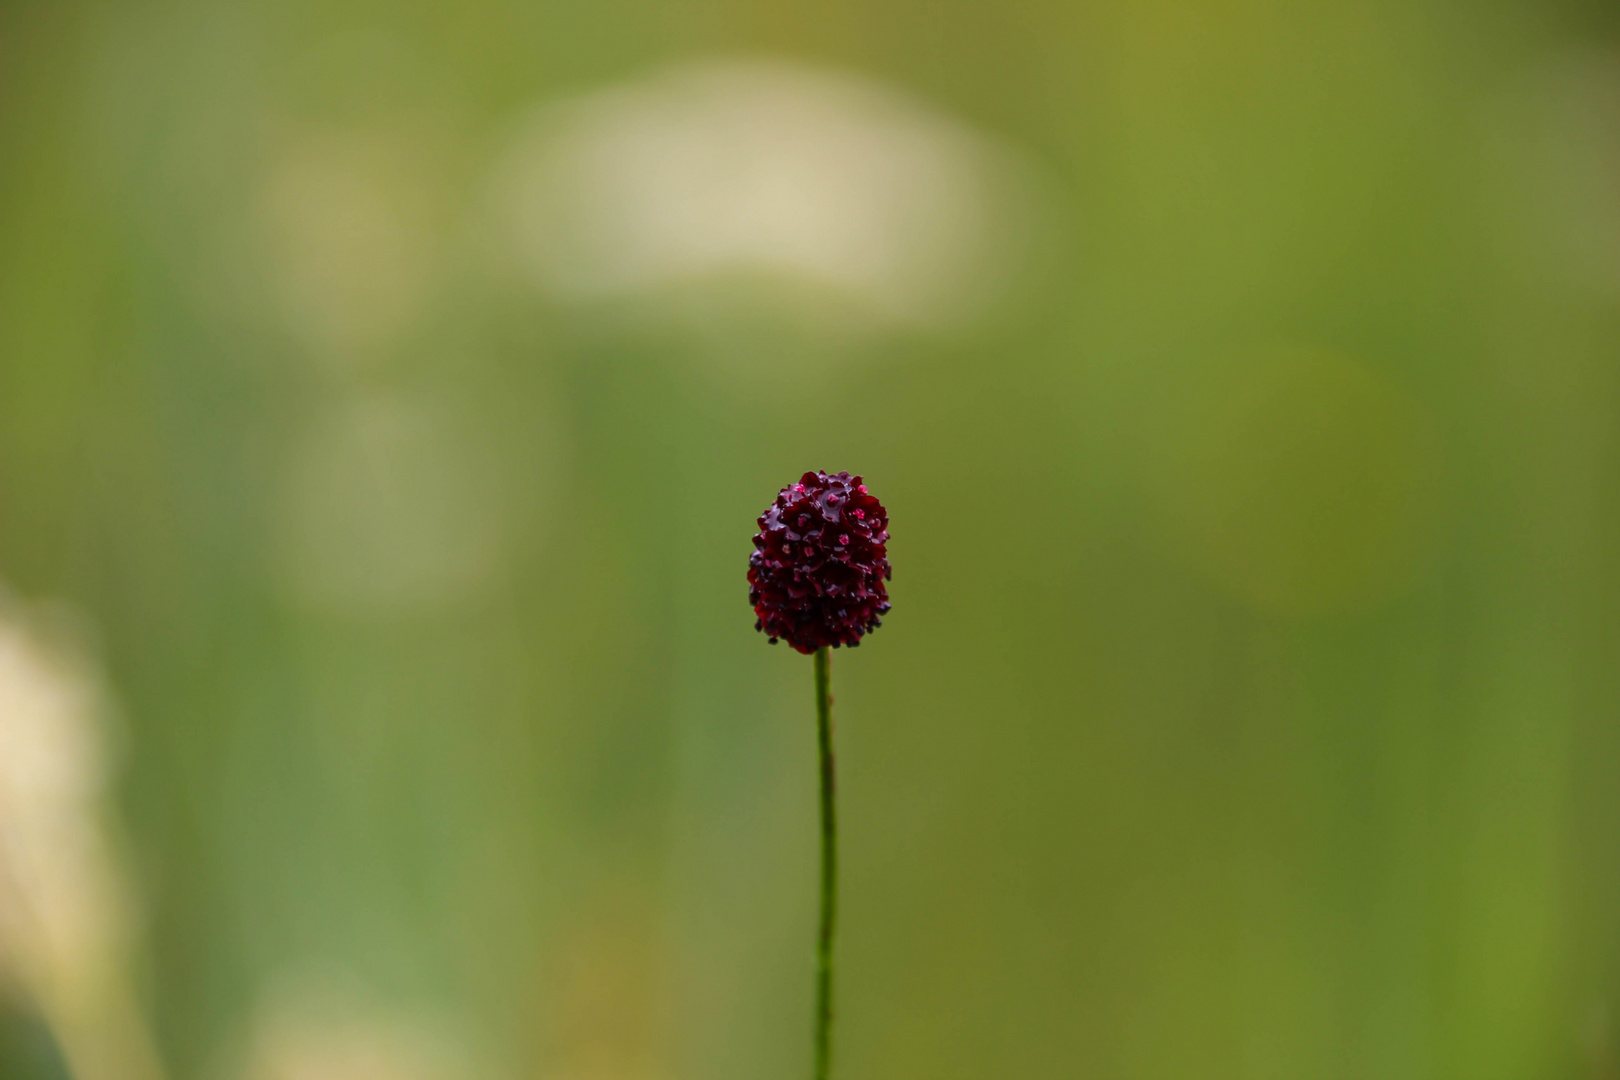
(749, 471, 892, 654)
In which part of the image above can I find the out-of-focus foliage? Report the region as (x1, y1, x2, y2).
(2, 1, 1619, 1078)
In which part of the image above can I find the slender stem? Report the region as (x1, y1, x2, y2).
(813, 645, 837, 1080)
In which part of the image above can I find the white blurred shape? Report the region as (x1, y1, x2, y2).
(498, 57, 1047, 336)
(276, 392, 504, 614)
(0, 597, 165, 1080)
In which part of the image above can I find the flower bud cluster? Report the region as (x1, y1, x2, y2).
(749, 471, 891, 654)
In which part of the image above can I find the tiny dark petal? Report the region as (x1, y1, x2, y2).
(749, 471, 891, 653)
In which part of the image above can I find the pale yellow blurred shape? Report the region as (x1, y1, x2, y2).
(0, 596, 165, 1080)
(242, 974, 467, 1080)
(274, 392, 505, 614)
(496, 57, 1047, 343)
(1146, 347, 1443, 619)
(261, 130, 440, 361)
(0, 604, 106, 995)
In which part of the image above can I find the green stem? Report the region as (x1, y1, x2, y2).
(813, 645, 837, 1080)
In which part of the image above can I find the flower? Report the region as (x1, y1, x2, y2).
(749, 471, 891, 653)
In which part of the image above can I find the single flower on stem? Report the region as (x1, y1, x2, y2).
(749, 471, 891, 1080)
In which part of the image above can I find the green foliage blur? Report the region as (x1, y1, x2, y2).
(3, 1, 1619, 1078)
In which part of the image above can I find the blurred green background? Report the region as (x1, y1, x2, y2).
(3, 1, 1620, 1078)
